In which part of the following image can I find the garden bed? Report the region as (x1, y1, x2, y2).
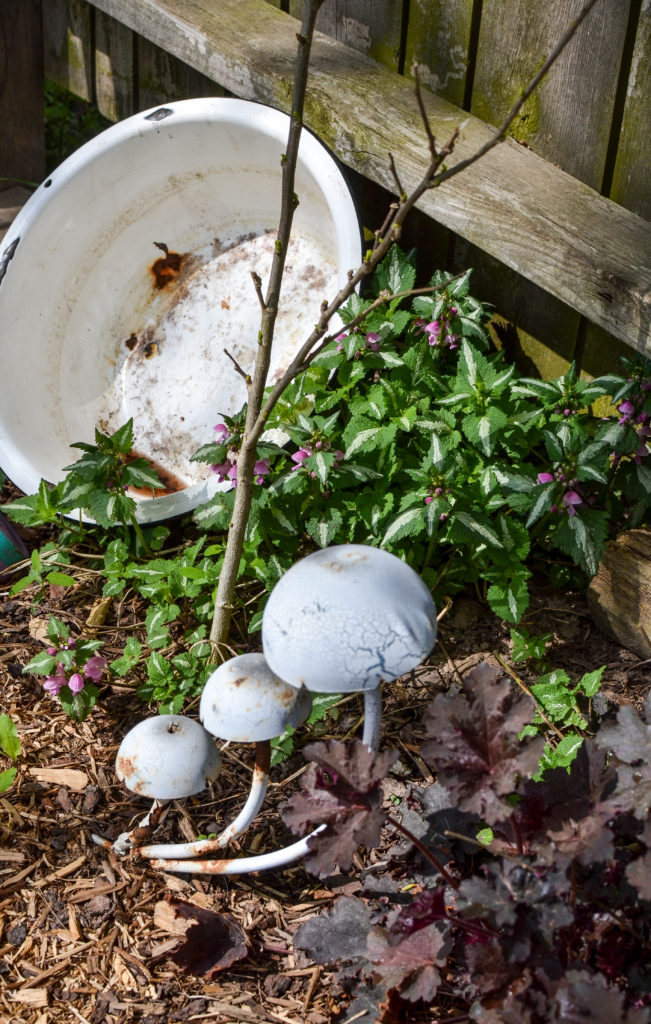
(1, 512, 648, 1024)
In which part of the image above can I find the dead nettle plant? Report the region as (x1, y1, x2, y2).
(206, 0, 603, 663)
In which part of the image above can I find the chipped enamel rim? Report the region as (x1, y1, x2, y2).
(0, 98, 361, 523)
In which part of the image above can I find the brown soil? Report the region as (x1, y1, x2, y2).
(1, 507, 648, 1024)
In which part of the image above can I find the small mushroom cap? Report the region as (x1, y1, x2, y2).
(200, 653, 312, 742)
(116, 715, 221, 800)
(262, 544, 437, 692)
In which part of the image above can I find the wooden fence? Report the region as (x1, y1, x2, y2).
(2, 0, 650, 379)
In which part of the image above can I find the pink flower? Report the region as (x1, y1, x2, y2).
(537, 472, 555, 484)
(47, 647, 57, 656)
(226, 462, 238, 485)
(211, 459, 234, 483)
(336, 332, 347, 352)
(617, 400, 635, 423)
(562, 490, 583, 516)
(213, 423, 230, 440)
(291, 447, 311, 471)
(332, 450, 344, 469)
(424, 496, 433, 505)
(254, 459, 270, 485)
(365, 332, 381, 352)
(83, 656, 106, 682)
(68, 673, 84, 694)
(43, 663, 67, 696)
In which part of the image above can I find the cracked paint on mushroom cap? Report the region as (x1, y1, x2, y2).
(261, 544, 437, 692)
(199, 653, 312, 742)
(115, 714, 221, 800)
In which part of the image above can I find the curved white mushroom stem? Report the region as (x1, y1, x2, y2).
(146, 825, 326, 875)
(362, 686, 382, 752)
(143, 695, 381, 875)
(137, 741, 271, 861)
(91, 799, 166, 855)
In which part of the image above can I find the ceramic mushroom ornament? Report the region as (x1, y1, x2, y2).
(139, 653, 311, 864)
(92, 714, 221, 854)
(262, 544, 438, 750)
(144, 545, 438, 877)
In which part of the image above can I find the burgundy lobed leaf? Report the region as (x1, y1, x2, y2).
(550, 968, 650, 1024)
(546, 811, 614, 866)
(293, 895, 373, 966)
(163, 896, 248, 976)
(366, 921, 450, 1003)
(625, 819, 651, 901)
(596, 697, 651, 821)
(422, 662, 545, 824)
(282, 739, 398, 876)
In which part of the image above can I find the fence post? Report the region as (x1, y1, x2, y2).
(0, 0, 45, 185)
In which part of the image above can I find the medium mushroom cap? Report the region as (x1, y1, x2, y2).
(200, 653, 312, 742)
(262, 544, 437, 692)
(116, 715, 221, 800)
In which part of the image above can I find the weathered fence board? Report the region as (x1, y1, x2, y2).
(471, 0, 631, 191)
(95, 8, 134, 120)
(0, 0, 45, 183)
(289, 0, 405, 72)
(43, 0, 94, 103)
(610, 0, 651, 220)
(77, 0, 650, 358)
(137, 35, 224, 110)
(404, 0, 475, 108)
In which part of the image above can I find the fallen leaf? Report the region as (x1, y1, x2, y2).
(28, 618, 50, 645)
(30, 767, 89, 791)
(159, 895, 248, 976)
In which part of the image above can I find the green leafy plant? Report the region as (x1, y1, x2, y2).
(6, 247, 649, 718)
(23, 615, 106, 722)
(0, 714, 21, 794)
(6, 419, 162, 551)
(192, 246, 651, 628)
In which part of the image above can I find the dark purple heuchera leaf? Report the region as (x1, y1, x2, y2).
(163, 896, 248, 976)
(293, 895, 373, 966)
(597, 697, 651, 822)
(546, 811, 614, 866)
(516, 740, 615, 854)
(458, 860, 573, 944)
(550, 969, 650, 1024)
(626, 819, 651, 901)
(282, 739, 398, 876)
(391, 888, 448, 934)
(366, 921, 450, 1003)
(422, 662, 545, 824)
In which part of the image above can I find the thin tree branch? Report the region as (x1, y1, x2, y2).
(223, 348, 250, 383)
(207, 0, 604, 659)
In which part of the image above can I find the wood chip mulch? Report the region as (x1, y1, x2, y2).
(1, 541, 649, 1024)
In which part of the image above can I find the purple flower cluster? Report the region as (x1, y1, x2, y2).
(336, 330, 381, 357)
(210, 423, 270, 487)
(291, 443, 344, 477)
(536, 470, 584, 517)
(424, 484, 449, 521)
(419, 305, 459, 350)
(617, 400, 650, 465)
(43, 641, 106, 698)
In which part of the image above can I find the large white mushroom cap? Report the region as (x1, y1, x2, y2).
(116, 715, 221, 800)
(200, 653, 312, 742)
(261, 544, 437, 692)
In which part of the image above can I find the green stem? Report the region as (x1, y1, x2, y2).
(130, 514, 152, 557)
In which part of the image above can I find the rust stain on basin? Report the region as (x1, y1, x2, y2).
(151, 242, 184, 289)
(122, 448, 187, 496)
